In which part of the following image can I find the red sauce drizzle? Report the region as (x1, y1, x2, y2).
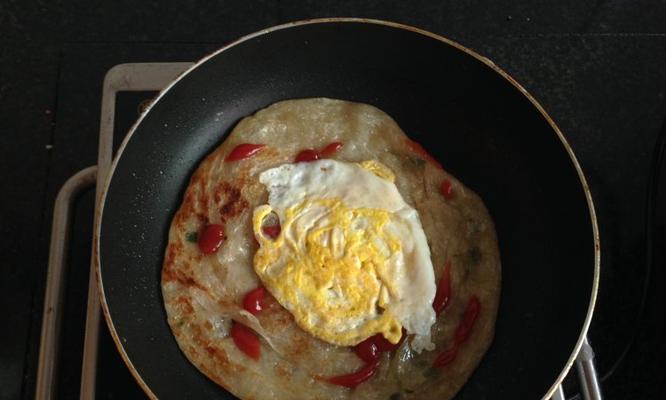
(326, 330, 405, 387)
(320, 141, 344, 157)
(404, 138, 443, 170)
(433, 295, 482, 369)
(294, 141, 344, 163)
(225, 143, 265, 162)
(454, 295, 481, 345)
(198, 224, 225, 254)
(432, 262, 452, 315)
(354, 330, 405, 361)
(243, 287, 266, 315)
(325, 360, 380, 388)
(433, 347, 458, 368)
(354, 338, 380, 363)
(377, 330, 406, 352)
(230, 322, 261, 360)
(440, 179, 454, 200)
(295, 149, 320, 163)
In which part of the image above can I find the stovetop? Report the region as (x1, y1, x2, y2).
(22, 36, 666, 399)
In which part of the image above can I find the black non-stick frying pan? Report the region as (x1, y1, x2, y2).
(96, 19, 599, 400)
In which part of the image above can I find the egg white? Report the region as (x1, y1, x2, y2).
(253, 159, 436, 352)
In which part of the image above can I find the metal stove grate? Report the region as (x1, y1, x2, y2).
(34, 62, 602, 400)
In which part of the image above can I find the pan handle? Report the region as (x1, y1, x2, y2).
(551, 385, 566, 400)
(552, 336, 603, 400)
(35, 166, 97, 400)
(576, 337, 603, 400)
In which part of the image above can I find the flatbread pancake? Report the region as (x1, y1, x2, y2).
(161, 98, 501, 399)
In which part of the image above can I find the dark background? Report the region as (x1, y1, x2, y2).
(1, 1, 665, 399)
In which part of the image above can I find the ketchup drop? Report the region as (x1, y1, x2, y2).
(432, 262, 452, 315)
(353, 329, 405, 364)
(432, 295, 482, 369)
(320, 142, 343, 157)
(294, 149, 320, 163)
(198, 224, 225, 254)
(225, 143, 265, 162)
(294, 141, 344, 163)
(433, 347, 458, 368)
(230, 322, 261, 360)
(354, 338, 380, 363)
(325, 360, 379, 388)
(454, 296, 481, 345)
(405, 138, 443, 170)
(440, 179, 454, 199)
(243, 287, 266, 315)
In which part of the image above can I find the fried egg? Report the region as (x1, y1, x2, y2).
(253, 159, 436, 352)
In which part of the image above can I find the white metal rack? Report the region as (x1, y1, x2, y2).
(34, 62, 601, 400)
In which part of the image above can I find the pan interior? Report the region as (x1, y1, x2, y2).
(99, 21, 595, 399)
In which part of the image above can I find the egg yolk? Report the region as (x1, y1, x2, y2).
(253, 198, 404, 346)
(357, 160, 396, 182)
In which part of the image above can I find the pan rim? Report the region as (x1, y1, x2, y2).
(94, 17, 601, 400)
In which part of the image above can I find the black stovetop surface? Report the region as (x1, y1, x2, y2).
(2, 3, 666, 400)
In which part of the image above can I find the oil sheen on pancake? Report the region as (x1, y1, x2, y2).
(161, 98, 501, 400)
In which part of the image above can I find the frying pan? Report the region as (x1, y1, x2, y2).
(96, 18, 599, 399)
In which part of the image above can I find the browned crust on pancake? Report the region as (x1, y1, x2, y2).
(217, 181, 249, 221)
